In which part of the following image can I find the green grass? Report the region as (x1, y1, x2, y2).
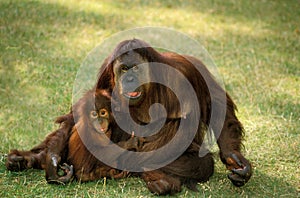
(0, 0, 299, 197)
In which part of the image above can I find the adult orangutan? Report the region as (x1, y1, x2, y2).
(94, 39, 252, 195)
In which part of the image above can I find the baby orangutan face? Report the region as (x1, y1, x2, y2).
(90, 107, 110, 135)
(87, 89, 114, 143)
(74, 89, 115, 146)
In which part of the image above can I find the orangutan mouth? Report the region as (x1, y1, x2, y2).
(123, 91, 142, 99)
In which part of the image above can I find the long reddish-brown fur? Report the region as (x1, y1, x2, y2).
(95, 39, 252, 194)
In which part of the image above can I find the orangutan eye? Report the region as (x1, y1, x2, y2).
(90, 111, 98, 119)
(121, 65, 129, 72)
(99, 109, 108, 117)
(132, 65, 139, 72)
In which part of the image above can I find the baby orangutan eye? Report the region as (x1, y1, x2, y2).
(90, 110, 98, 119)
(99, 109, 108, 117)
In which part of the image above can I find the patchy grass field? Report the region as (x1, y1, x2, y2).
(0, 0, 299, 197)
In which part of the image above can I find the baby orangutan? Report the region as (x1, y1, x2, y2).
(6, 89, 143, 184)
(67, 89, 142, 182)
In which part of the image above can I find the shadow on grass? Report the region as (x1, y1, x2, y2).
(1, 0, 299, 94)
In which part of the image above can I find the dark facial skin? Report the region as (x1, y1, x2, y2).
(113, 51, 150, 104)
(90, 107, 110, 134)
(69, 89, 114, 149)
(80, 90, 114, 145)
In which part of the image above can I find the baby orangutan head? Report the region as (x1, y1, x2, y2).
(74, 89, 114, 146)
